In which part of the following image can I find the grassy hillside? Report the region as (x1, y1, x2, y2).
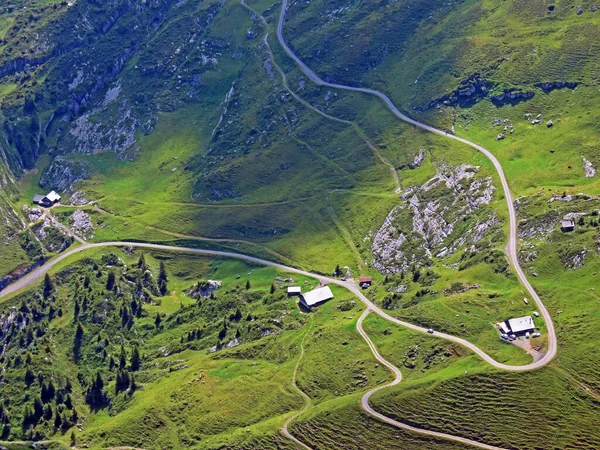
(0, 0, 599, 448)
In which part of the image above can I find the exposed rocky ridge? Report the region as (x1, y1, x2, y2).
(372, 164, 496, 274)
(40, 157, 89, 193)
(536, 81, 579, 92)
(419, 75, 578, 111)
(0, 0, 222, 173)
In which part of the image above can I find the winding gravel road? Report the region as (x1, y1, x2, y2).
(0, 3, 559, 448)
(0, 240, 528, 449)
(0, 241, 552, 373)
(275, 0, 555, 368)
(275, 0, 556, 366)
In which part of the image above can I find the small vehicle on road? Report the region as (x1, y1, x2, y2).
(427, 328, 434, 334)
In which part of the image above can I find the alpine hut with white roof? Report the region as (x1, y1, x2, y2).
(299, 286, 334, 309)
(499, 315, 535, 336)
(33, 190, 61, 207)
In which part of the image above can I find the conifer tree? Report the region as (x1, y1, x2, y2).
(129, 374, 137, 393)
(43, 274, 54, 299)
(106, 271, 116, 291)
(24, 367, 35, 386)
(130, 346, 140, 371)
(74, 322, 84, 361)
(119, 345, 127, 370)
(137, 254, 147, 270)
(158, 261, 168, 295)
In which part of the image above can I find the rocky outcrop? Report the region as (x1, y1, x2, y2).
(185, 280, 222, 299)
(582, 157, 596, 178)
(372, 164, 496, 274)
(40, 157, 89, 193)
(70, 210, 95, 239)
(420, 74, 492, 110)
(32, 218, 74, 253)
(68, 191, 91, 206)
(561, 247, 587, 270)
(408, 149, 426, 169)
(421, 77, 576, 111)
(490, 89, 535, 105)
(536, 81, 578, 92)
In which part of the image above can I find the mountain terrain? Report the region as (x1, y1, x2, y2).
(0, 0, 598, 449)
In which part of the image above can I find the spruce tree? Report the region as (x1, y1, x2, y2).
(245, 280, 251, 290)
(158, 261, 168, 295)
(43, 274, 54, 299)
(73, 322, 84, 361)
(33, 397, 43, 420)
(154, 313, 162, 329)
(106, 271, 116, 291)
(119, 345, 127, 370)
(130, 346, 140, 371)
(129, 374, 137, 393)
(24, 368, 35, 386)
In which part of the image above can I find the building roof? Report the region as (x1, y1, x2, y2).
(498, 322, 510, 334)
(561, 219, 575, 228)
(287, 286, 301, 294)
(33, 195, 46, 203)
(301, 286, 334, 307)
(507, 316, 535, 333)
(46, 191, 61, 202)
(359, 277, 372, 283)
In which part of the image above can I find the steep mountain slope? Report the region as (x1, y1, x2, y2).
(0, 0, 599, 449)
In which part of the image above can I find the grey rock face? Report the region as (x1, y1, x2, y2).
(372, 164, 496, 274)
(70, 210, 95, 239)
(40, 157, 89, 193)
(582, 156, 596, 178)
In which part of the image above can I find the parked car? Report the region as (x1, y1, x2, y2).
(427, 328, 434, 334)
(533, 312, 540, 317)
(532, 332, 541, 338)
(525, 332, 530, 338)
(509, 334, 516, 340)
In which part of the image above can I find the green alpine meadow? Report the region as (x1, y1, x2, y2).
(0, 0, 598, 448)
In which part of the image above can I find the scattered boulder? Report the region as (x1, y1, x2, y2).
(22, 205, 43, 222)
(68, 191, 91, 206)
(70, 209, 95, 239)
(185, 280, 222, 299)
(408, 149, 426, 169)
(582, 157, 597, 178)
